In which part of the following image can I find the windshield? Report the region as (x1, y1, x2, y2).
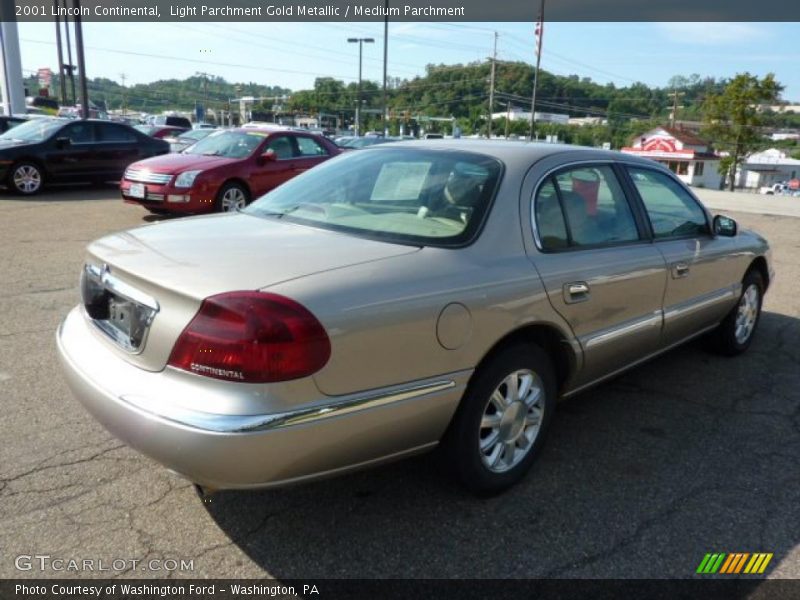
(179, 129, 214, 142)
(246, 147, 502, 246)
(341, 137, 388, 149)
(0, 118, 64, 142)
(135, 125, 160, 136)
(184, 130, 265, 158)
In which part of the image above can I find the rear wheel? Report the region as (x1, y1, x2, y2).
(215, 182, 249, 213)
(9, 162, 44, 195)
(442, 343, 556, 494)
(710, 270, 764, 355)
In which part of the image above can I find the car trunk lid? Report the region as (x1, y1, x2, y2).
(83, 213, 419, 371)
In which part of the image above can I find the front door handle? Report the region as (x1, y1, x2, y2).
(672, 262, 690, 278)
(564, 281, 590, 304)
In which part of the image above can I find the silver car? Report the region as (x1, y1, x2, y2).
(57, 141, 773, 495)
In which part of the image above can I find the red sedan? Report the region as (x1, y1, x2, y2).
(134, 124, 189, 139)
(120, 127, 340, 214)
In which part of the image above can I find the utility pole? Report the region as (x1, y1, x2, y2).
(73, 0, 89, 119)
(530, 0, 545, 141)
(668, 88, 685, 128)
(382, 0, 389, 136)
(487, 30, 497, 139)
(505, 102, 511, 138)
(195, 71, 212, 123)
(119, 73, 126, 116)
(62, 0, 76, 105)
(53, 3, 67, 105)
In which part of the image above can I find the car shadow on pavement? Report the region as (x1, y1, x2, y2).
(0, 182, 120, 201)
(204, 310, 800, 579)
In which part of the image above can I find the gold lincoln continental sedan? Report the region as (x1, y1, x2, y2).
(57, 141, 773, 495)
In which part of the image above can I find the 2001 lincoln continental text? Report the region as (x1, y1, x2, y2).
(57, 141, 773, 494)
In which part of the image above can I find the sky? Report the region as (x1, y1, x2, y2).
(15, 21, 800, 102)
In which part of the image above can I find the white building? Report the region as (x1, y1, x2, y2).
(490, 108, 569, 125)
(736, 148, 800, 190)
(621, 126, 722, 188)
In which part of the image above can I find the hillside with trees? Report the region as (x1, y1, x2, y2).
(25, 64, 796, 152)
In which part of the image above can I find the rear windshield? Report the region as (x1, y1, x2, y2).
(246, 147, 503, 246)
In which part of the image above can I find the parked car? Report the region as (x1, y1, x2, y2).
(120, 127, 340, 214)
(193, 122, 217, 130)
(167, 128, 218, 153)
(0, 114, 28, 133)
(58, 142, 773, 495)
(0, 117, 168, 195)
(135, 124, 189, 139)
(337, 136, 394, 150)
(152, 115, 193, 129)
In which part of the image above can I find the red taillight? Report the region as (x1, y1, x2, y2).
(167, 291, 331, 383)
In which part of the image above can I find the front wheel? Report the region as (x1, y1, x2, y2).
(215, 182, 250, 213)
(710, 270, 764, 356)
(442, 343, 556, 494)
(9, 162, 44, 195)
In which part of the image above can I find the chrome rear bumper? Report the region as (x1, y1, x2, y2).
(57, 306, 468, 489)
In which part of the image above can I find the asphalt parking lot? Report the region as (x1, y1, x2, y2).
(0, 185, 798, 580)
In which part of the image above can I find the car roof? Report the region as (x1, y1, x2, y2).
(375, 139, 663, 169)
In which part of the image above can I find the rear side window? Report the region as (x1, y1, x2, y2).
(97, 123, 136, 142)
(627, 168, 709, 238)
(534, 165, 640, 250)
(534, 179, 569, 250)
(296, 136, 328, 157)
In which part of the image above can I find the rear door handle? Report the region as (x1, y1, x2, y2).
(564, 281, 590, 304)
(672, 262, 690, 278)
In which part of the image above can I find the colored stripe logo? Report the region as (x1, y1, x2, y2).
(696, 553, 773, 574)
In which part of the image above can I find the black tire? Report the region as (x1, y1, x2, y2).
(8, 161, 44, 195)
(441, 343, 557, 495)
(215, 182, 250, 213)
(709, 270, 764, 356)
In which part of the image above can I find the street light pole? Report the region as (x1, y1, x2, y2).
(347, 37, 374, 137)
(383, 2, 389, 136)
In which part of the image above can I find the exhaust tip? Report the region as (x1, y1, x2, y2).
(194, 483, 218, 503)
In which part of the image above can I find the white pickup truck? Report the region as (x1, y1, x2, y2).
(759, 183, 787, 195)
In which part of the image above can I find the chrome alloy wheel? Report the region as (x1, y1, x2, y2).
(220, 187, 247, 212)
(479, 369, 545, 473)
(734, 283, 760, 344)
(13, 164, 42, 194)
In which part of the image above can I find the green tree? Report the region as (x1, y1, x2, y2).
(701, 73, 783, 191)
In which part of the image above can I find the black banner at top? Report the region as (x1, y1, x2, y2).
(5, 0, 800, 22)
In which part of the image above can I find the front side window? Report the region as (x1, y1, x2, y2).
(534, 165, 640, 250)
(265, 135, 296, 159)
(627, 167, 709, 239)
(246, 147, 502, 246)
(64, 122, 95, 144)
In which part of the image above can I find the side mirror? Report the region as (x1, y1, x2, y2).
(713, 214, 738, 237)
(55, 136, 71, 149)
(260, 149, 277, 163)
